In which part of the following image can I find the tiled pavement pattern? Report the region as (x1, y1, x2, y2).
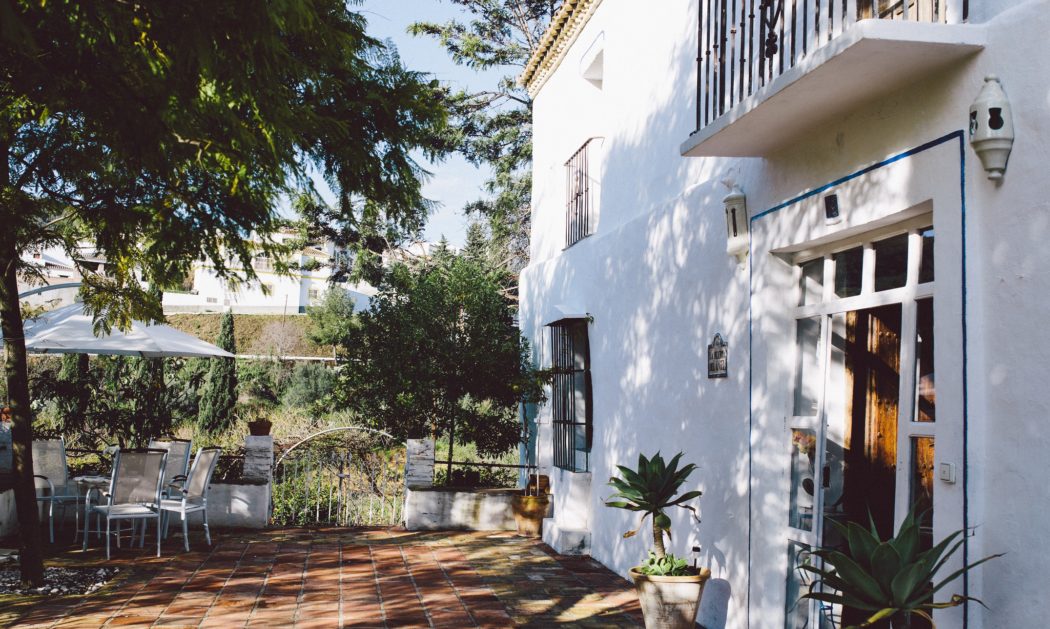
(0, 528, 643, 628)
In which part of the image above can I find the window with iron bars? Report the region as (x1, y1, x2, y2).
(565, 140, 595, 247)
(550, 319, 592, 472)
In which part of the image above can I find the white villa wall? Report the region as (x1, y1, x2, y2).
(522, 1, 1050, 628)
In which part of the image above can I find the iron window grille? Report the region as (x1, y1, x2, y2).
(550, 319, 592, 472)
(565, 140, 595, 248)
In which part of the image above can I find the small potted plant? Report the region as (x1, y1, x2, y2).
(799, 507, 1002, 628)
(606, 452, 710, 629)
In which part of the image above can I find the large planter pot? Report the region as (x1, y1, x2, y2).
(630, 566, 711, 629)
(510, 494, 549, 537)
(247, 420, 272, 436)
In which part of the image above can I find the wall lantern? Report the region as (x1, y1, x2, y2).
(969, 75, 1014, 181)
(724, 185, 749, 262)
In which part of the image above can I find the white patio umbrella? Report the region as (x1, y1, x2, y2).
(17, 303, 235, 358)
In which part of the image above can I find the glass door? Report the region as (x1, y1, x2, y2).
(784, 223, 943, 629)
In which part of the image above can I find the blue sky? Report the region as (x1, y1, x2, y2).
(358, 0, 507, 248)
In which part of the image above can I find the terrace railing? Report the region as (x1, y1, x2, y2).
(272, 427, 405, 528)
(695, 0, 968, 131)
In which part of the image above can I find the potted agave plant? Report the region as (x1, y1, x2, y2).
(800, 507, 1002, 628)
(606, 452, 710, 629)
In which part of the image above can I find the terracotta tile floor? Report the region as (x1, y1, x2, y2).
(0, 528, 643, 628)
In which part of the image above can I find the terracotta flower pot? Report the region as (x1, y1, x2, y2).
(247, 420, 272, 436)
(630, 566, 711, 629)
(510, 494, 549, 537)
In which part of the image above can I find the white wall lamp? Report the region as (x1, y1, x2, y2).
(969, 75, 1014, 181)
(724, 185, 749, 263)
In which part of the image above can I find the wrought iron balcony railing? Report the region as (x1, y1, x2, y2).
(695, 0, 969, 131)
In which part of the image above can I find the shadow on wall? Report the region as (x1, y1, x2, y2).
(522, 0, 1003, 627)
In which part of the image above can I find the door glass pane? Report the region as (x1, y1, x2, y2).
(833, 247, 864, 298)
(789, 429, 817, 531)
(915, 298, 935, 423)
(784, 541, 813, 629)
(799, 258, 824, 306)
(793, 317, 822, 416)
(919, 227, 935, 284)
(910, 437, 935, 551)
(874, 234, 908, 291)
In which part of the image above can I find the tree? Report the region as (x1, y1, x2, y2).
(1, 1, 446, 583)
(198, 311, 237, 435)
(306, 288, 361, 352)
(410, 1, 557, 280)
(336, 252, 545, 478)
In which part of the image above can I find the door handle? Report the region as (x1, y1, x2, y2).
(822, 465, 831, 489)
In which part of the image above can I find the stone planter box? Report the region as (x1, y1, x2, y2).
(404, 487, 552, 531)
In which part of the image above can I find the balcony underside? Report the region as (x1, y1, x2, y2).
(681, 20, 985, 158)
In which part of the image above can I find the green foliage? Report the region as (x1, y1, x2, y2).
(1, 0, 448, 583)
(606, 452, 702, 559)
(31, 355, 192, 448)
(410, 1, 557, 275)
(638, 552, 691, 577)
(335, 252, 546, 457)
(306, 288, 360, 350)
(800, 507, 1003, 628)
(198, 311, 238, 434)
(282, 362, 337, 410)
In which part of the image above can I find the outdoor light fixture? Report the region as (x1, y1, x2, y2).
(969, 75, 1014, 181)
(724, 185, 749, 263)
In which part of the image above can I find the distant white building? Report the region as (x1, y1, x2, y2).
(19, 234, 377, 315)
(162, 231, 375, 314)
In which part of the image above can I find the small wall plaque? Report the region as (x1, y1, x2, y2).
(708, 334, 728, 379)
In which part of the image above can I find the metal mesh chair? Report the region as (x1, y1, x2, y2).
(148, 437, 192, 490)
(32, 437, 81, 543)
(159, 447, 221, 552)
(83, 448, 167, 559)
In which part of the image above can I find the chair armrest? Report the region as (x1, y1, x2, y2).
(33, 475, 55, 495)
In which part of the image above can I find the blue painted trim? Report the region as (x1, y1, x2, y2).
(957, 132, 971, 629)
(750, 131, 963, 223)
(745, 129, 970, 627)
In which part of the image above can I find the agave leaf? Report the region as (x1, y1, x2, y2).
(801, 589, 884, 612)
(859, 607, 899, 627)
(846, 521, 880, 569)
(930, 553, 1006, 596)
(924, 536, 966, 580)
(605, 501, 644, 510)
(890, 559, 928, 607)
(870, 543, 902, 596)
(890, 517, 920, 564)
(669, 490, 703, 506)
(824, 551, 885, 605)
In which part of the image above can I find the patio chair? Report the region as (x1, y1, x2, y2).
(148, 437, 192, 535)
(83, 448, 167, 559)
(32, 437, 81, 543)
(159, 447, 221, 552)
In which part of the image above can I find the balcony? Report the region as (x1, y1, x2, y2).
(681, 0, 985, 157)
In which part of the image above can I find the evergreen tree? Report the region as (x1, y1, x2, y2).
(411, 1, 557, 281)
(198, 311, 237, 435)
(1, 0, 446, 583)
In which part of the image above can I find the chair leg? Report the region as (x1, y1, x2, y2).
(182, 513, 189, 553)
(105, 518, 111, 560)
(203, 508, 212, 547)
(82, 507, 90, 552)
(139, 519, 146, 549)
(48, 501, 54, 544)
(156, 516, 161, 558)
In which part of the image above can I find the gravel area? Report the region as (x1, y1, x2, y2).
(0, 555, 118, 596)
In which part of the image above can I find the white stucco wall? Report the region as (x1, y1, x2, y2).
(523, 1, 1050, 628)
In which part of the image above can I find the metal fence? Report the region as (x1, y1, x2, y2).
(696, 0, 966, 130)
(271, 427, 405, 528)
